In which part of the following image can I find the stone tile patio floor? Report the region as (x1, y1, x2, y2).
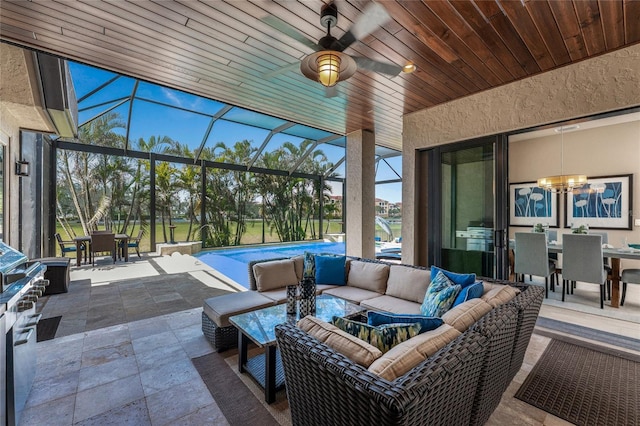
(19, 253, 640, 425)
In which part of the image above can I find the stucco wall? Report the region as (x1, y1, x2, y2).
(0, 104, 21, 247)
(402, 44, 640, 265)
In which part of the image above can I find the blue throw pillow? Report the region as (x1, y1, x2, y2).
(420, 271, 461, 317)
(315, 255, 346, 285)
(430, 266, 476, 288)
(452, 281, 485, 307)
(367, 311, 443, 333)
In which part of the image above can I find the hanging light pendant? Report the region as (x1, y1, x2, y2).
(316, 52, 341, 87)
(537, 126, 587, 194)
(301, 50, 356, 88)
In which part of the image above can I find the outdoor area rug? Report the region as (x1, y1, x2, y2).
(192, 348, 289, 426)
(515, 339, 639, 426)
(36, 316, 62, 342)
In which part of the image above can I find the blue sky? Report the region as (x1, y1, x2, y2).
(70, 62, 402, 203)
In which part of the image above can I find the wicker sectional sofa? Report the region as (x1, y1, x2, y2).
(201, 256, 544, 425)
(275, 278, 543, 426)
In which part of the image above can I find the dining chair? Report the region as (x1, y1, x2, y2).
(514, 232, 558, 298)
(561, 234, 607, 309)
(55, 233, 82, 257)
(620, 269, 640, 306)
(589, 231, 612, 299)
(121, 230, 143, 258)
(546, 230, 559, 272)
(90, 232, 116, 265)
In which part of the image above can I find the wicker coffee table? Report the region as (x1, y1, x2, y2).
(229, 294, 365, 403)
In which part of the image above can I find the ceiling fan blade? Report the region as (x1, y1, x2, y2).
(261, 15, 321, 52)
(325, 86, 338, 98)
(263, 62, 302, 79)
(353, 57, 402, 76)
(335, 2, 391, 51)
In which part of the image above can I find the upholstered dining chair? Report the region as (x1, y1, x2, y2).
(90, 232, 116, 265)
(589, 230, 612, 299)
(561, 234, 607, 309)
(514, 232, 558, 298)
(620, 269, 640, 306)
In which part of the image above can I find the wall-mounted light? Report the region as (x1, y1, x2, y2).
(15, 160, 30, 177)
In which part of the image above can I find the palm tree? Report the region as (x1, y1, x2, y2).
(58, 112, 125, 235)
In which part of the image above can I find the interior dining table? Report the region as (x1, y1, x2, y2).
(72, 233, 130, 266)
(546, 243, 640, 308)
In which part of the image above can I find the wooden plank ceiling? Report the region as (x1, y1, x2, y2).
(1, 0, 639, 150)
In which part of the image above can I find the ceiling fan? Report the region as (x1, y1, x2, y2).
(262, 1, 410, 93)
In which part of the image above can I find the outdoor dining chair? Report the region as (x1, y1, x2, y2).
(561, 234, 608, 309)
(55, 233, 82, 257)
(514, 232, 558, 298)
(90, 232, 116, 265)
(121, 230, 143, 258)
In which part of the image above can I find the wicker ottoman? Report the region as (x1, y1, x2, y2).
(33, 257, 71, 295)
(202, 291, 276, 352)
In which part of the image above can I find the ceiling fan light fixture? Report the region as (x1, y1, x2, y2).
(300, 50, 357, 88)
(317, 52, 341, 87)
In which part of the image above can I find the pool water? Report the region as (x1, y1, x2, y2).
(194, 241, 346, 288)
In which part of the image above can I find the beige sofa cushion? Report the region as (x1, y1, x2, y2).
(347, 260, 390, 293)
(203, 291, 275, 328)
(262, 284, 338, 303)
(481, 285, 520, 308)
(441, 298, 493, 332)
(259, 288, 288, 303)
(297, 316, 382, 367)
(368, 324, 461, 381)
(292, 255, 304, 281)
(253, 259, 299, 292)
(360, 295, 422, 315)
(323, 286, 382, 304)
(385, 265, 431, 303)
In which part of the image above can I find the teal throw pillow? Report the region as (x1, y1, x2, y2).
(303, 251, 316, 279)
(420, 271, 461, 317)
(452, 281, 485, 307)
(332, 316, 421, 353)
(367, 311, 443, 333)
(430, 266, 476, 288)
(315, 255, 346, 285)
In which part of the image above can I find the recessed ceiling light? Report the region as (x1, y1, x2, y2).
(402, 61, 416, 74)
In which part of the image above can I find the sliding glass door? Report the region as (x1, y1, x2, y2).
(426, 136, 509, 279)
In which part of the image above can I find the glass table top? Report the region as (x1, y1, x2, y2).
(228, 294, 365, 347)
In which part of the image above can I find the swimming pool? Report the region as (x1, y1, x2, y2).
(194, 241, 346, 288)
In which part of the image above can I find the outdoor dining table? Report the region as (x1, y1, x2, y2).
(72, 233, 130, 266)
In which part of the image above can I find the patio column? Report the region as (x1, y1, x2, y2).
(345, 129, 375, 259)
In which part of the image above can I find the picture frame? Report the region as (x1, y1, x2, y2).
(509, 181, 559, 227)
(564, 174, 633, 230)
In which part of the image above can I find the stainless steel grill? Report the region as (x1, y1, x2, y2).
(0, 242, 47, 426)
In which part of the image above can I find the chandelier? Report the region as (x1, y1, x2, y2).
(537, 125, 586, 194)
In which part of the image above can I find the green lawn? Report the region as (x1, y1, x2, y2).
(54, 219, 364, 256)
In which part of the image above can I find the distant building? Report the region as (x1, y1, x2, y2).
(327, 195, 343, 216)
(375, 198, 390, 217)
(325, 195, 400, 218)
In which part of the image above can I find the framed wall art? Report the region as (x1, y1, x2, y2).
(564, 174, 633, 230)
(509, 182, 559, 227)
